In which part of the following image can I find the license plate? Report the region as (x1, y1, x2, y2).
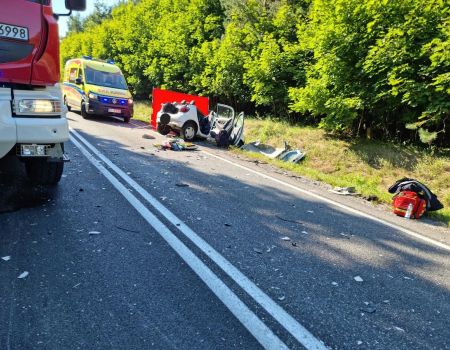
(0, 23, 29, 41)
(108, 108, 121, 114)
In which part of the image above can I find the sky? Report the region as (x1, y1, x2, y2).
(53, 0, 122, 37)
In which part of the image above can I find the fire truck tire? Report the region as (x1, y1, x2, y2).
(25, 159, 64, 186)
(81, 102, 89, 119)
(124, 116, 130, 123)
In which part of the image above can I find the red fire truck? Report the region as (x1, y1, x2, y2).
(0, 0, 85, 185)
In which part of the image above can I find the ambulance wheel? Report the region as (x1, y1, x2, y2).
(182, 121, 197, 141)
(81, 103, 89, 119)
(25, 159, 64, 186)
(157, 124, 171, 135)
(64, 96, 71, 111)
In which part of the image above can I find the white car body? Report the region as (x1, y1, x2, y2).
(156, 102, 244, 145)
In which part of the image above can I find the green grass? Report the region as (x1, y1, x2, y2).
(237, 118, 450, 226)
(132, 100, 152, 123)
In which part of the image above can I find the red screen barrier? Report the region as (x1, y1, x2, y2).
(150, 88, 209, 129)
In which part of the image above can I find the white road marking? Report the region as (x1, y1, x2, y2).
(203, 151, 450, 253)
(70, 128, 328, 350)
(69, 134, 290, 350)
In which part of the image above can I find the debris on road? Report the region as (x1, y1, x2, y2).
(18, 271, 29, 279)
(331, 282, 338, 286)
(241, 140, 305, 163)
(278, 296, 286, 301)
(142, 133, 156, 140)
(329, 186, 357, 196)
(393, 326, 406, 333)
(253, 248, 263, 254)
(275, 215, 304, 225)
(155, 139, 198, 151)
(115, 226, 140, 233)
(360, 302, 377, 313)
(1, 256, 11, 261)
(175, 183, 190, 187)
(281, 236, 291, 241)
(224, 223, 232, 227)
(89, 231, 101, 235)
(354, 276, 364, 282)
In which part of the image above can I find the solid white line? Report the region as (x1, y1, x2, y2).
(203, 151, 450, 253)
(69, 134, 290, 350)
(70, 128, 328, 350)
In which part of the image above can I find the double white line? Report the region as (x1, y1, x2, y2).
(69, 129, 328, 350)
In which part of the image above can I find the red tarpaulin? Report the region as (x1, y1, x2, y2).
(150, 88, 210, 129)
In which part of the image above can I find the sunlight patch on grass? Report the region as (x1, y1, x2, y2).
(133, 100, 152, 123)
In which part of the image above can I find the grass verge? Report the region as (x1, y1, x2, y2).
(238, 118, 450, 226)
(132, 100, 152, 123)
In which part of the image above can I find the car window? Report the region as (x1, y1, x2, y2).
(69, 68, 78, 84)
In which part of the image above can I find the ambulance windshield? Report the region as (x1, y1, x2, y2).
(85, 66, 127, 90)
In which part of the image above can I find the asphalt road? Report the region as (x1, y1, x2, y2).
(1, 111, 449, 350)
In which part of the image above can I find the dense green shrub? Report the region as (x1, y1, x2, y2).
(61, 0, 450, 145)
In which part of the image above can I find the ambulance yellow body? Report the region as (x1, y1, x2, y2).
(63, 57, 133, 123)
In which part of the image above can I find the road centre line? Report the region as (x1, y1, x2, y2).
(69, 134, 291, 350)
(202, 151, 450, 253)
(70, 128, 328, 350)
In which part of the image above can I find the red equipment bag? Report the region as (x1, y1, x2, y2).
(392, 191, 426, 219)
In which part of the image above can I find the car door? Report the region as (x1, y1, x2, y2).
(230, 111, 244, 146)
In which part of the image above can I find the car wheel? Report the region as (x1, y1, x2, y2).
(182, 121, 197, 141)
(25, 159, 64, 186)
(124, 116, 130, 123)
(64, 96, 71, 111)
(81, 102, 88, 119)
(157, 124, 171, 135)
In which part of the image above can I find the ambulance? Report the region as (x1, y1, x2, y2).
(63, 57, 133, 123)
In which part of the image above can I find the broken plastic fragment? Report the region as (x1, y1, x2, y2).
(354, 276, 364, 282)
(89, 231, 101, 235)
(18, 271, 29, 279)
(281, 236, 291, 241)
(1, 256, 11, 261)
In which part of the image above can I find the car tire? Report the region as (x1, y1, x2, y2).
(124, 116, 130, 123)
(25, 159, 64, 186)
(182, 121, 197, 141)
(81, 102, 89, 119)
(64, 96, 71, 111)
(157, 124, 171, 135)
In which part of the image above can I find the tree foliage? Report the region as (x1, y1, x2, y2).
(61, 0, 450, 145)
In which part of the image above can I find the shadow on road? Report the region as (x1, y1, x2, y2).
(0, 156, 55, 214)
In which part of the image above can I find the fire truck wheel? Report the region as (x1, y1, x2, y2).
(25, 159, 64, 186)
(81, 102, 89, 119)
(124, 116, 130, 123)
